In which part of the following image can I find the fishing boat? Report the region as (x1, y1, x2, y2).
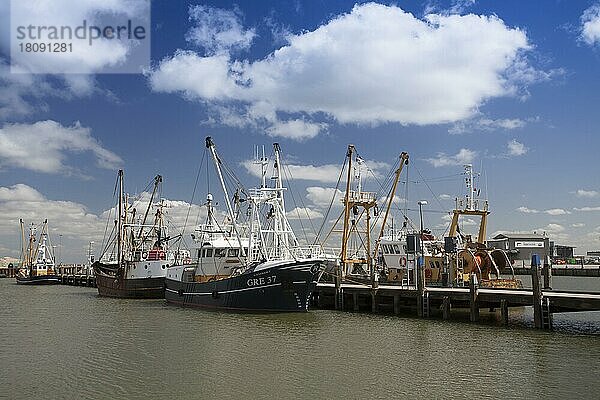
(16, 219, 60, 285)
(379, 164, 520, 288)
(165, 137, 326, 312)
(93, 172, 190, 298)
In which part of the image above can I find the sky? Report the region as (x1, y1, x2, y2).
(2, 0, 600, 262)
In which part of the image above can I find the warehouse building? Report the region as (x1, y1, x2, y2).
(487, 233, 550, 267)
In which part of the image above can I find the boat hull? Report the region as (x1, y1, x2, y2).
(165, 260, 321, 312)
(15, 274, 60, 285)
(93, 262, 165, 299)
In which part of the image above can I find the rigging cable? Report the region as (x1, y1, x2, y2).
(313, 153, 348, 245)
(177, 148, 206, 257)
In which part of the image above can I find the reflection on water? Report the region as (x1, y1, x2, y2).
(1, 278, 599, 399)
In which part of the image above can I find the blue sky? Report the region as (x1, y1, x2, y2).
(2, 0, 600, 262)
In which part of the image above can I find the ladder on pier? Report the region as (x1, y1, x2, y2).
(422, 292, 430, 318)
(542, 297, 553, 330)
(404, 254, 415, 287)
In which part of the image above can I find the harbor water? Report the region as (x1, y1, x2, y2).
(1, 277, 599, 399)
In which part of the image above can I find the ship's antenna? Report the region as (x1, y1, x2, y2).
(254, 145, 268, 188)
(464, 164, 474, 211)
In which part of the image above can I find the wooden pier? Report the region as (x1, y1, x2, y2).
(58, 274, 96, 287)
(313, 260, 600, 330)
(0, 267, 17, 278)
(507, 266, 600, 277)
(55, 265, 96, 287)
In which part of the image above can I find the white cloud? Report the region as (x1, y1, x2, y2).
(0, 184, 105, 259)
(581, 4, 600, 46)
(544, 208, 570, 216)
(0, 120, 122, 174)
(266, 119, 327, 141)
(5, 0, 149, 74)
(186, 5, 256, 54)
(286, 207, 323, 220)
(242, 160, 341, 184)
(0, 184, 45, 202)
(575, 189, 599, 198)
(573, 206, 600, 212)
(517, 206, 539, 214)
(450, 0, 477, 14)
(543, 223, 565, 233)
(439, 194, 452, 200)
(461, 218, 478, 226)
(306, 187, 344, 208)
(507, 139, 528, 156)
(149, 3, 546, 140)
(572, 223, 586, 228)
(0, 183, 211, 261)
(449, 117, 526, 134)
(0, 0, 150, 120)
(535, 223, 568, 242)
(242, 158, 388, 184)
(517, 206, 570, 215)
(426, 148, 476, 167)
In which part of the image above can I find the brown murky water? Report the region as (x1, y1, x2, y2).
(1, 277, 599, 399)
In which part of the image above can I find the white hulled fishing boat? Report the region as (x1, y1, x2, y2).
(93, 172, 190, 298)
(16, 220, 60, 285)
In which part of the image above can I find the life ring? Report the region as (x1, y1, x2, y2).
(159, 251, 166, 260)
(425, 268, 432, 279)
(183, 258, 191, 265)
(399, 257, 407, 267)
(141, 251, 148, 260)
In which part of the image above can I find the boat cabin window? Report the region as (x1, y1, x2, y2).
(199, 248, 214, 258)
(393, 245, 401, 254)
(215, 248, 226, 258)
(382, 245, 389, 254)
(227, 249, 239, 257)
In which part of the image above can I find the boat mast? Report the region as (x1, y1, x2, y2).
(465, 164, 475, 211)
(117, 169, 124, 267)
(19, 219, 26, 268)
(248, 146, 268, 262)
(205, 137, 247, 261)
(272, 143, 299, 256)
(448, 164, 489, 244)
(138, 174, 162, 239)
(373, 152, 409, 258)
(341, 145, 354, 275)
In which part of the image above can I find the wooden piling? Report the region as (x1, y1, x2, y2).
(417, 257, 424, 317)
(393, 294, 400, 315)
(531, 255, 543, 329)
(500, 299, 509, 326)
(371, 291, 377, 313)
(543, 263, 552, 290)
(334, 269, 341, 311)
(353, 292, 359, 311)
(442, 296, 450, 320)
(469, 273, 479, 322)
